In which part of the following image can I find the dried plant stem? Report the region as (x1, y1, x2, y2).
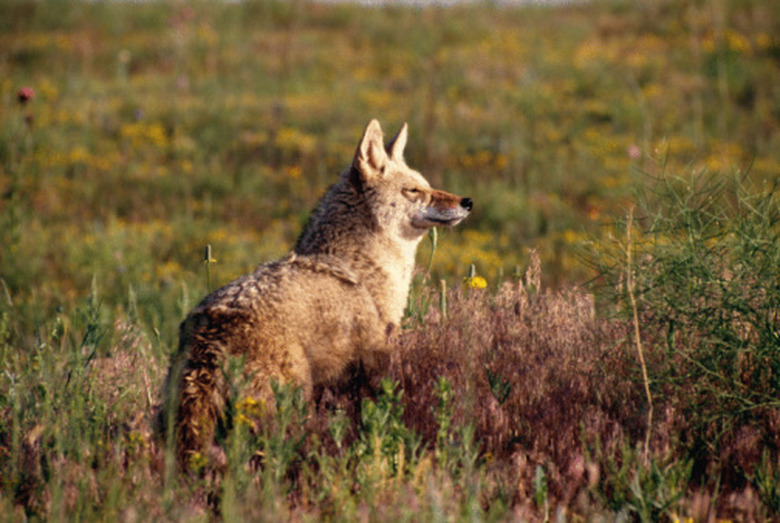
(439, 279, 447, 320)
(626, 207, 653, 460)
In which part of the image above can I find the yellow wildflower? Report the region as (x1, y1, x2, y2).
(725, 29, 750, 54)
(235, 413, 253, 427)
(465, 275, 488, 289)
(285, 165, 302, 180)
(235, 396, 265, 418)
(188, 451, 207, 471)
(756, 33, 772, 52)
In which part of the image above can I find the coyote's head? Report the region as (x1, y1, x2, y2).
(351, 119, 472, 242)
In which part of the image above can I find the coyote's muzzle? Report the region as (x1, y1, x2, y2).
(413, 193, 473, 229)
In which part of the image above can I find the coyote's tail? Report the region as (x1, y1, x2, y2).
(160, 319, 230, 467)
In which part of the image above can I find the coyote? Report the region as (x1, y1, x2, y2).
(162, 119, 472, 463)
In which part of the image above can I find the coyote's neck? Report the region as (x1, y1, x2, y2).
(359, 236, 422, 325)
(294, 182, 422, 325)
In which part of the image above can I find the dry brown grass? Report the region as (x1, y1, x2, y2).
(383, 263, 645, 514)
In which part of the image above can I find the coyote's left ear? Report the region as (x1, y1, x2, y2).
(353, 119, 388, 183)
(386, 123, 408, 162)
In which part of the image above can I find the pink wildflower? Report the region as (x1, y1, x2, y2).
(17, 87, 34, 105)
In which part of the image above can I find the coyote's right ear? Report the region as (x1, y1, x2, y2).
(386, 123, 408, 162)
(352, 119, 388, 185)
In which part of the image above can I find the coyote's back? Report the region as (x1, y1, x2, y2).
(162, 119, 472, 465)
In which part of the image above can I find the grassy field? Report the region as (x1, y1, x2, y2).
(1, 0, 779, 519)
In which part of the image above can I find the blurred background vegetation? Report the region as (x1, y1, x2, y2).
(2, 0, 777, 349)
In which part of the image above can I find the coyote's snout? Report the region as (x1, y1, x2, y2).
(162, 119, 471, 464)
(413, 192, 472, 229)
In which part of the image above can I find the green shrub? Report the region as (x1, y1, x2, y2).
(591, 165, 780, 483)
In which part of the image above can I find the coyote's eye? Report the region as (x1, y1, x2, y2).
(402, 188, 424, 201)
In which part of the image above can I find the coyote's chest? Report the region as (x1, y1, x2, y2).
(368, 239, 419, 325)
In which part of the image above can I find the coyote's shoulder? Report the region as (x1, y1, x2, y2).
(163, 119, 472, 464)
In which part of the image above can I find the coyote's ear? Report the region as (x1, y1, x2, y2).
(386, 123, 408, 162)
(352, 119, 387, 183)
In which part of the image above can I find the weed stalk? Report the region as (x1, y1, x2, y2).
(424, 227, 438, 284)
(439, 279, 447, 320)
(626, 207, 653, 461)
(204, 244, 216, 293)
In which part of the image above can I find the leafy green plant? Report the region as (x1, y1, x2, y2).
(434, 376, 454, 468)
(588, 438, 691, 521)
(751, 451, 780, 516)
(533, 465, 549, 519)
(357, 378, 419, 484)
(485, 366, 511, 406)
(626, 457, 693, 522)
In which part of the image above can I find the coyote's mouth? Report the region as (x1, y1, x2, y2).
(412, 206, 470, 229)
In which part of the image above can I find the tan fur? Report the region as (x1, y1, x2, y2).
(162, 119, 472, 464)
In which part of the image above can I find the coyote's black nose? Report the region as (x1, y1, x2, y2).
(460, 197, 473, 211)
